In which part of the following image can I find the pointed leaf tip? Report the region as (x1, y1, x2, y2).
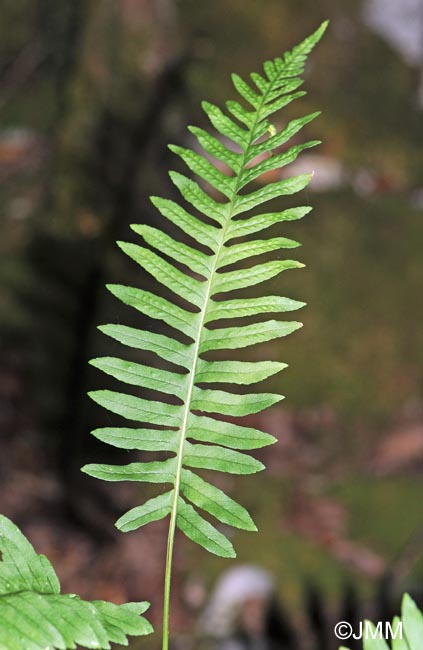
(314, 20, 329, 41)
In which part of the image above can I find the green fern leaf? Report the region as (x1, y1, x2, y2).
(83, 21, 328, 561)
(0, 516, 153, 650)
(402, 594, 423, 649)
(363, 627, 390, 650)
(390, 617, 407, 650)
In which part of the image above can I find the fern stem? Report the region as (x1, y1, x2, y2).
(161, 79, 279, 650)
(162, 516, 174, 650)
(162, 238, 226, 650)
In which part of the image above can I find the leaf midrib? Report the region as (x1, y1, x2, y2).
(168, 72, 282, 537)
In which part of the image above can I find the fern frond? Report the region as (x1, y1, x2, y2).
(83, 21, 327, 559)
(0, 516, 153, 650)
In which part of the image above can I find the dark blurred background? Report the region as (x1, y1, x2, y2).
(0, 1, 422, 648)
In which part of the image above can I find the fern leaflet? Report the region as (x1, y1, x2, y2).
(0, 516, 152, 650)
